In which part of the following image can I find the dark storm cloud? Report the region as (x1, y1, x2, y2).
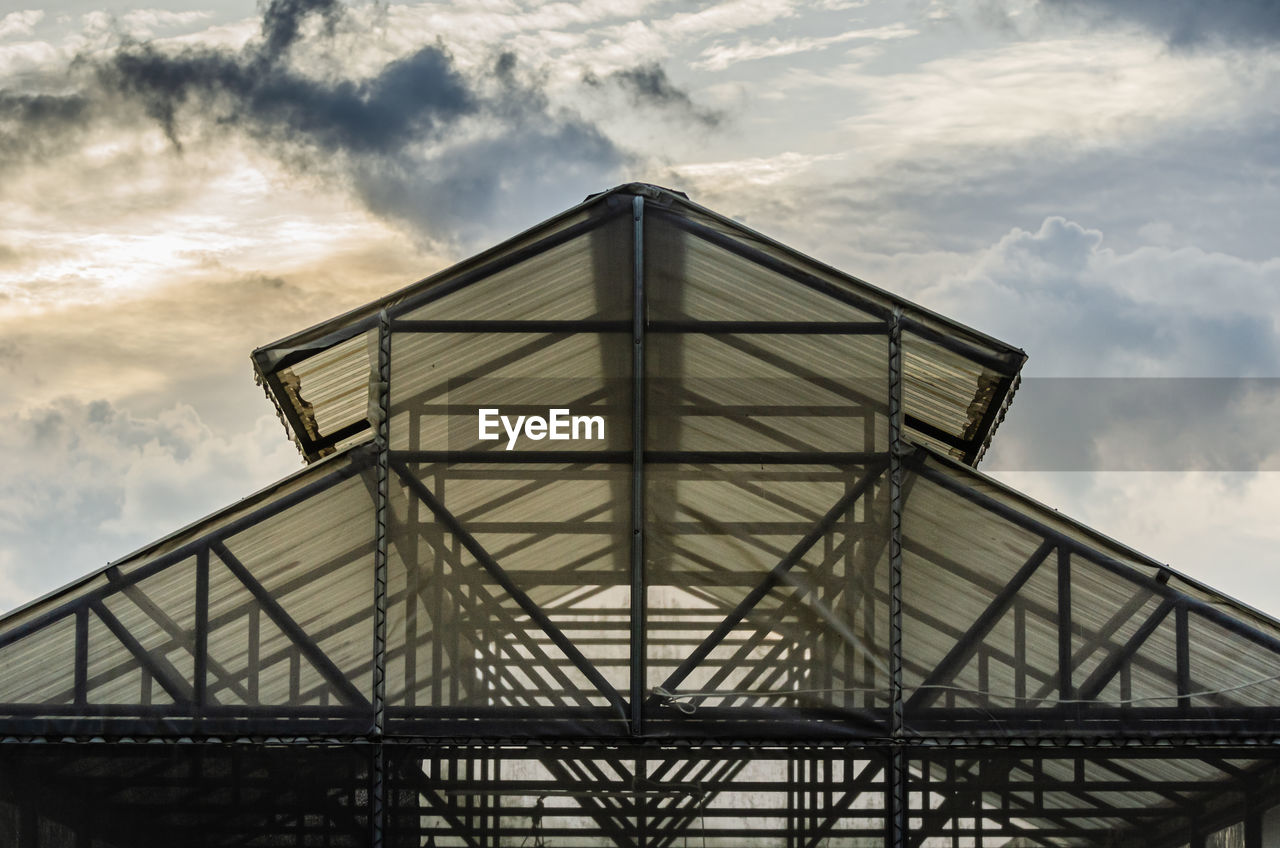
(1, 0, 685, 243)
(90, 0, 589, 241)
(259, 0, 344, 60)
(1041, 0, 1280, 46)
(0, 90, 93, 164)
(101, 39, 476, 153)
(585, 63, 723, 128)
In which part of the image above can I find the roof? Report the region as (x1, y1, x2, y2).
(2, 183, 1278, 847)
(251, 183, 1026, 464)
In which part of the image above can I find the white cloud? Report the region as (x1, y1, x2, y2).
(0, 399, 304, 612)
(694, 24, 917, 71)
(118, 9, 214, 38)
(673, 150, 847, 187)
(815, 35, 1280, 160)
(919, 216, 1280, 377)
(0, 10, 43, 41)
(658, 0, 800, 39)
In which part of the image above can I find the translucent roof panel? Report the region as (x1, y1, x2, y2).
(646, 461, 891, 732)
(901, 447, 1280, 738)
(388, 329, 630, 454)
(0, 447, 378, 736)
(252, 190, 632, 462)
(647, 332, 888, 455)
(254, 184, 1025, 466)
(646, 210, 879, 323)
(386, 460, 631, 736)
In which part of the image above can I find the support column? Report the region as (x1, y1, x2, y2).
(630, 194, 647, 737)
(372, 308, 391, 848)
(888, 307, 907, 848)
(1260, 803, 1280, 848)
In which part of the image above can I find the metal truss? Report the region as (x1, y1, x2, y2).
(3, 188, 1280, 846)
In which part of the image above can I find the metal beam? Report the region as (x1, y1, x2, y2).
(888, 307, 906, 848)
(648, 320, 887, 334)
(0, 452, 370, 654)
(1059, 548, 1074, 701)
(907, 540, 1055, 710)
(392, 460, 630, 722)
(372, 308, 391, 848)
(1076, 599, 1175, 702)
(194, 548, 209, 711)
(650, 207, 1021, 375)
(655, 458, 888, 696)
(914, 461, 1280, 662)
(91, 600, 194, 705)
(210, 541, 370, 710)
(631, 194, 647, 737)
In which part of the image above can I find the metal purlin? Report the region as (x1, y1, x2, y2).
(372, 308, 391, 848)
(888, 306, 907, 848)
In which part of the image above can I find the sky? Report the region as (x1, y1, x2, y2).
(1, 0, 1279, 616)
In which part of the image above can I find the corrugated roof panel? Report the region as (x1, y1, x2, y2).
(280, 327, 374, 450)
(646, 462, 889, 713)
(254, 185, 1025, 466)
(386, 461, 631, 711)
(388, 330, 630, 453)
(901, 450, 1280, 729)
(399, 212, 630, 322)
(647, 212, 877, 323)
(0, 615, 76, 704)
(903, 332, 1005, 461)
(219, 471, 376, 705)
(648, 332, 888, 454)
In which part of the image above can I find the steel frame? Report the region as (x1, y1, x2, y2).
(4, 190, 1280, 846)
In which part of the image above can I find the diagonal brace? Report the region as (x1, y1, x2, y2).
(657, 457, 888, 696)
(210, 540, 371, 709)
(90, 599, 195, 706)
(907, 540, 1055, 710)
(393, 460, 630, 722)
(1076, 598, 1176, 702)
(104, 570, 246, 706)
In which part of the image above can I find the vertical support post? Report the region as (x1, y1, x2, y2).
(887, 307, 907, 848)
(630, 194, 647, 737)
(194, 547, 209, 712)
(372, 308, 391, 848)
(1176, 603, 1191, 710)
(74, 606, 88, 707)
(372, 743, 386, 848)
(1246, 807, 1263, 848)
(1057, 548, 1074, 701)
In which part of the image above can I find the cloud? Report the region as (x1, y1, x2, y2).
(693, 24, 917, 71)
(259, 0, 343, 60)
(983, 377, 1280, 472)
(1041, 0, 1280, 47)
(0, 10, 43, 41)
(0, 0, 651, 248)
(0, 398, 301, 611)
(585, 62, 723, 127)
(91, 0, 626, 244)
(894, 216, 1280, 475)
(990, 470, 1280, 616)
(116, 9, 215, 39)
(922, 216, 1280, 377)
(0, 89, 93, 166)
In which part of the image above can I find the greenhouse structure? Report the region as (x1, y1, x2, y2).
(2, 183, 1280, 846)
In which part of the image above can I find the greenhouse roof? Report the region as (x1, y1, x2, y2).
(2, 183, 1278, 848)
(251, 183, 1027, 465)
